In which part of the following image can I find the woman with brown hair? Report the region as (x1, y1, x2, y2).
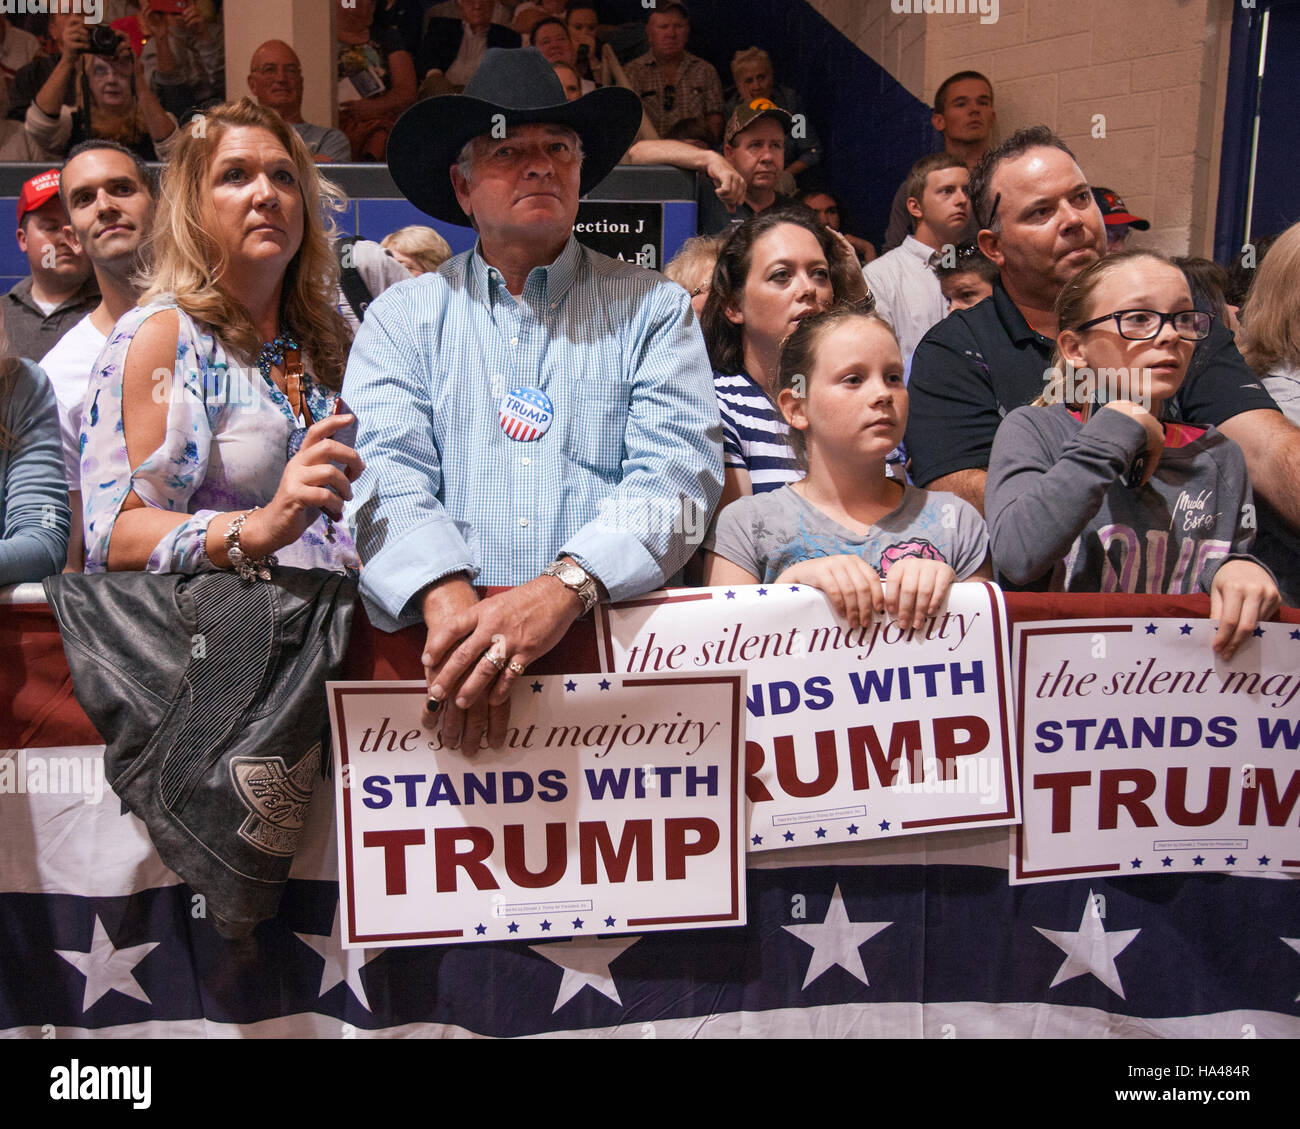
(701, 205, 869, 509)
(79, 97, 361, 576)
(0, 320, 70, 585)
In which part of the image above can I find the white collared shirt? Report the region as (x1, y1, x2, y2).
(863, 235, 950, 362)
(445, 22, 490, 86)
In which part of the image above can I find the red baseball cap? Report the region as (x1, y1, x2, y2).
(16, 169, 62, 225)
(1091, 186, 1150, 230)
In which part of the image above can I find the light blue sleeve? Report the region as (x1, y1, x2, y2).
(561, 283, 724, 600)
(344, 286, 479, 632)
(0, 360, 71, 585)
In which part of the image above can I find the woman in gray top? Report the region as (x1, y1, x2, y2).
(0, 347, 70, 586)
(986, 252, 1279, 660)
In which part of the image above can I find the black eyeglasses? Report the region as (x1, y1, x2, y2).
(1076, 309, 1212, 341)
(984, 192, 1000, 229)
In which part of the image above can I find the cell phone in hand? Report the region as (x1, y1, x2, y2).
(329, 397, 359, 497)
(332, 396, 358, 451)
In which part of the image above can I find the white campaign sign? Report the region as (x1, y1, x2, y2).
(1012, 617, 1300, 884)
(329, 674, 746, 947)
(597, 583, 1018, 852)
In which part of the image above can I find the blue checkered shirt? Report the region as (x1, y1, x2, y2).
(343, 236, 723, 631)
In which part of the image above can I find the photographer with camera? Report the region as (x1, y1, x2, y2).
(141, 0, 226, 122)
(25, 13, 177, 160)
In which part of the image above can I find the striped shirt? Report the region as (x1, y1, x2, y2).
(715, 369, 910, 490)
(343, 237, 724, 631)
(714, 370, 801, 494)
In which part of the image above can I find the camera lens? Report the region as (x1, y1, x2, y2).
(88, 26, 121, 57)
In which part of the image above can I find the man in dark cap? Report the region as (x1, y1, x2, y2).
(696, 97, 793, 235)
(344, 48, 723, 753)
(1091, 186, 1150, 255)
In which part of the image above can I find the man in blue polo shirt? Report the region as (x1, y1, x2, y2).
(905, 126, 1300, 569)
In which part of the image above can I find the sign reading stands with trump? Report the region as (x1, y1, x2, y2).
(1012, 618, 1300, 884)
(597, 583, 1018, 850)
(329, 674, 746, 947)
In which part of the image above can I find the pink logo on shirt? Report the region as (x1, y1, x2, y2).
(878, 539, 944, 577)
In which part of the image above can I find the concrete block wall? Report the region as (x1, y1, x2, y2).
(810, 0, 1236, 258)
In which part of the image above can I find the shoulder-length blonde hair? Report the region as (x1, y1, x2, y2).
(140, 98, 353, 389)
(1239, 220, 1300, 375)
(381, 225, 452, 275)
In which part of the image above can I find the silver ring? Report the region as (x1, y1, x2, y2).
(479, 650, 505, 673)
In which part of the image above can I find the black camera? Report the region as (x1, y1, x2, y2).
(87, 25, 122, 58)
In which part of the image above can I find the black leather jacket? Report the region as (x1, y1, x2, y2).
(43, 568, 357, 939)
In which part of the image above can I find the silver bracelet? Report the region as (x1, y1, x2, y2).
(224, 508, 277, 582)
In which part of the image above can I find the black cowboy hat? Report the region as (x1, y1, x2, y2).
(386, 48, 643, 225)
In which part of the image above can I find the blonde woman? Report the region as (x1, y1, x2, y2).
(1239, 221, 1300, 427)
(663, 234, 722, 319)
(80, 98, 361, 576)
(381, 225, 453, 276)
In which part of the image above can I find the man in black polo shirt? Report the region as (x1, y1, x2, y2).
(905, 126, 1300, 555)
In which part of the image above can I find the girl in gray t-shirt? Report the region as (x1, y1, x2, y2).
(703, 308, 990, 629)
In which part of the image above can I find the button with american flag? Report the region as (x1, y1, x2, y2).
(499, 386, 554, 442)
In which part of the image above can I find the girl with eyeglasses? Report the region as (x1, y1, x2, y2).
(986, 251, 1279, 659)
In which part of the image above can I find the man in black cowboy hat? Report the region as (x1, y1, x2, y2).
(344, 48, 723, 754)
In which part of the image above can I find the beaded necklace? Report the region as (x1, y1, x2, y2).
(256, 333, 299, 384)
(260, 332, 337, 543)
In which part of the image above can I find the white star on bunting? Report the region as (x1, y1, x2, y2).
(1034, 889, 1141, 999)
(783, 884, 893, 990)
(530, 935, 642, 1013)
(294, 904, 384, 1012)
(55, 915, 159, 1012)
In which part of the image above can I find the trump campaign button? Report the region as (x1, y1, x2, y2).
(499, 386, 554, 441)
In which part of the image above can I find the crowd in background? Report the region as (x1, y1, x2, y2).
(0, 0, 1297, 665)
